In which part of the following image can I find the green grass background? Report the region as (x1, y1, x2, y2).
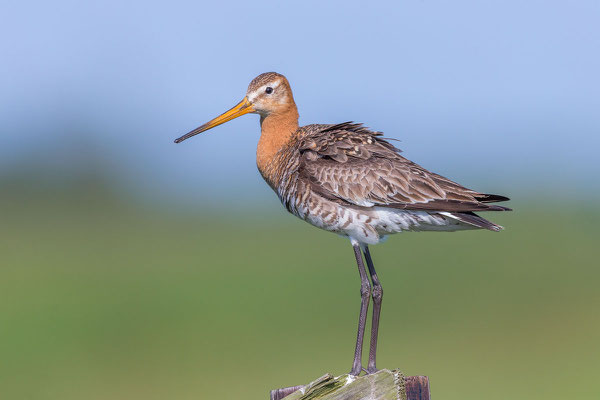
(1, 194, 598, 400)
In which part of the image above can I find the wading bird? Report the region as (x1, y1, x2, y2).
(174, 72, 510, 375)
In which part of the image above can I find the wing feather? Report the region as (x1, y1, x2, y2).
(297, 122, 511, 213)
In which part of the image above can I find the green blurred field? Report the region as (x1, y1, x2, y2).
(1, 196, 598, 400)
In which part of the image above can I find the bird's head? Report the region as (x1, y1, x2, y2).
(174, 72, 296, 143)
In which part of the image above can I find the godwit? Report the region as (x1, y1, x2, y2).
(174, 72, 510, 375)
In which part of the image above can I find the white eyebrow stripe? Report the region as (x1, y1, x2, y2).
(247, 80, 282, 101)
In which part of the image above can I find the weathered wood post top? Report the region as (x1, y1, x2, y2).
(270, 369, 431, 400)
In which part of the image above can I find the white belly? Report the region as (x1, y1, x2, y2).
(300, 200, 473, 245)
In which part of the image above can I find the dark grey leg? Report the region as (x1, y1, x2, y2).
(364, 245, 383, 374)
(350, 243, 371, 376)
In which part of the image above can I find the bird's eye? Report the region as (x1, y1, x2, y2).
(265, 87, 273, 94)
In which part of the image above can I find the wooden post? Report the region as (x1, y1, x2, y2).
(270, 369, 430, 400)
(404, 376, 431, 400)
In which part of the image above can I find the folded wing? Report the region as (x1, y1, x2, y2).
(297, 122, 511, 215)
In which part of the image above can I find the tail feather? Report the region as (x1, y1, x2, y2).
(475, 193, 511, 203)
(443, 211, 504, 232)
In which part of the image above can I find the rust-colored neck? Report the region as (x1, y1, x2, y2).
(256, 106, 299, 175)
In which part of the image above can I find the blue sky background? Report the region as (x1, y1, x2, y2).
(1, 0, 599, 206)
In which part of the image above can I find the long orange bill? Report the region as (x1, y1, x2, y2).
(174, 97, 254, 143)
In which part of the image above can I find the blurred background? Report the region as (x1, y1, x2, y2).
(1, 1, 599, 399)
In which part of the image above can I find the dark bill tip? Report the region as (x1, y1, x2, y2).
(173, 124, 208, 144)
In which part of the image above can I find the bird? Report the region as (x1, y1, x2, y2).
(174, 72, 510, 376)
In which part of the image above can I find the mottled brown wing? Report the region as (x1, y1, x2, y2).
(297, 122, 510, 212)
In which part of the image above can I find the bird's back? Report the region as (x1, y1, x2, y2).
(259, 122, 510, 244)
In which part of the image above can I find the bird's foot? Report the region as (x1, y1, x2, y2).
(365, 366, 379, 374)
(349, 364, 363, 376)
(349, 366, 378, 376)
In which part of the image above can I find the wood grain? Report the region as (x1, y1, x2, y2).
(269, 369, 430, 400)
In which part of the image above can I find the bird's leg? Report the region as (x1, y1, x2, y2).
(350, 243, 371, 376)
(364, 245, 383, 374)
